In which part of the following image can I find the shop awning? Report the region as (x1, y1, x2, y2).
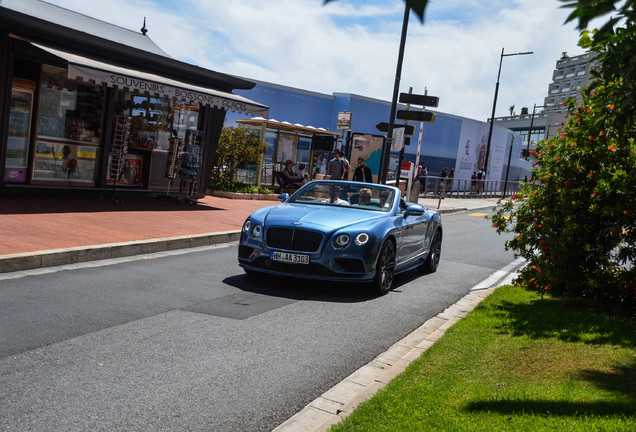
(32, 43, 269, 116)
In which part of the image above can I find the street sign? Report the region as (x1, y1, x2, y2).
(399, 93, 439, 108)
(337, 111, 351, 130)
(396, 110, 436, 123)
(375, 122, 415, 135)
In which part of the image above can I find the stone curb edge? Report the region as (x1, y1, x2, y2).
(0, 231, 241, 273)
(273, 286, 498, 432)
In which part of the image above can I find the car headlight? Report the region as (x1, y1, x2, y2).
(355, 233, 369, 246)
(251, 224, 262, 239)
(243, 220, 251, 232)
(332, 234, 350, 249)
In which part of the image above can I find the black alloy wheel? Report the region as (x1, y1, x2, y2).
(422, 230, 442, 273)
(373, 239, 396, 295)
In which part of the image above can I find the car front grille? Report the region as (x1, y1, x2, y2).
(266, 227, 323, 252)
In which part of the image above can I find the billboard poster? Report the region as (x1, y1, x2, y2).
(350, 133, 384, 181)
(454, 119, 507, 185)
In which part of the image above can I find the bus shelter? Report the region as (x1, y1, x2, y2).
(236, 117, 340, 189)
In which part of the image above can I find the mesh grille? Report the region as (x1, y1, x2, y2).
(266, 228, 323, 252)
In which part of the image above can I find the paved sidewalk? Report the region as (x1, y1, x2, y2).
(0, 193, 501, 272)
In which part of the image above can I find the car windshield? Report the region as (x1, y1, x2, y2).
(287, 181, 395, 211)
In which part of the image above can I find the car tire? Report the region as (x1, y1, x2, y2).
(372, 239, 396, 295)
(422, 230, 442, 273)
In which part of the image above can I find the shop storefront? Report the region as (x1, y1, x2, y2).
(0, 0, 268, 199)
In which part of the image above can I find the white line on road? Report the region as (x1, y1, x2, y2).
(471, 257, 527, 290)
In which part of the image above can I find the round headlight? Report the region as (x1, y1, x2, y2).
(243, 220, 251, 232)
(251, 224, 262, 239)
(332, 234, 350, 249)
(355, 233, 369, 246)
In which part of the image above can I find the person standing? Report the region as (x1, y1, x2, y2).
(353, 157, 373, 182)
(326, 149, 347, 180)
(439, 167, 448, 195)
(447, 168, 455, 195)
(477, 169, 485, 194)
(419, 164, 428, 193)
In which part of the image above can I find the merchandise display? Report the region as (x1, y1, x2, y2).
(108, 115, 132, 183)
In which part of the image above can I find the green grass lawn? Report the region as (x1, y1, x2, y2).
(330, 285, 635, 432)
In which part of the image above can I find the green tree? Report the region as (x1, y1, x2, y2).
(491, 2, 636, 315)
(210, 127, 267, 185)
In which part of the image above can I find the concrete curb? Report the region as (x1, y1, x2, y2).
(0, 207, 471, 274)
(273, 286, 497, 432)
(0, 230, 241, 273)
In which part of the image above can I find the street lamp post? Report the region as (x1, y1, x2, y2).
(380, 4, 410, 184)
(484, 48, 533, 179)
(526, 103, 546, 160)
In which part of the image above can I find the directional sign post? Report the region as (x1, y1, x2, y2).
(375, 122, 415, 135)
(396, 91, 440, 202)
(396, 110, 436, 123)
(399, 93, 439, 107)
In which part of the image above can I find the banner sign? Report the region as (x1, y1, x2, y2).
(337, 111, 352, 130)
(67, 64, 268, 115)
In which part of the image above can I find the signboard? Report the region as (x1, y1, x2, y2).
(400, 161, 412, 179)
(375, 122, 415, 135)
(396, 110, 436, 123)
(399, 93, 439, 108)
(391, 126, 405, 151)
(337, 111, 351, 130)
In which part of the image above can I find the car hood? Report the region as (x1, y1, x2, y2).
(262, 203, 384, 231)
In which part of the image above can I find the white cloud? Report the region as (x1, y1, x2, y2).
(41, 0, 586, 121)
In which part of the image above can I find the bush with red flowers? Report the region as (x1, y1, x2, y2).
(492, 80, 635, 315)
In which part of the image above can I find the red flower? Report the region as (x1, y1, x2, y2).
(589, 172, 596, 179)
(608, 145, 617, 152)
(609, 104, 614, 110)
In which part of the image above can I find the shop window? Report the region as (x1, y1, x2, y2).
(114, 91, 200, 189)
(33, 65, 103, 184)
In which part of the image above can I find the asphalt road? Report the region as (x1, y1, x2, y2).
(0, 208, 517, 432)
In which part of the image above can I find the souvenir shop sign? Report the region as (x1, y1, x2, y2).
(68, 64, 268, 115)
(33, 43, 268, 116)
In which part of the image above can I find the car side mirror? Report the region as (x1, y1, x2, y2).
(404, 204, 425, 218)
(279, 193, 290, 202)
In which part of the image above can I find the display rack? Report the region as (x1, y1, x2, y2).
(178, 130, 202, 205)
(107, 115, 131, 200)
(164, 136, 181, 197)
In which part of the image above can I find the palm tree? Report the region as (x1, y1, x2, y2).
(324, 0, 430, 22)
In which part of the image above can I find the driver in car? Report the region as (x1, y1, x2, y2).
(326, 186, 350, 205)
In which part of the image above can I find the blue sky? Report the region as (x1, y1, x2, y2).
(43, 0, 587, 121)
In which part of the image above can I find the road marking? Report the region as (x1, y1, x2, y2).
(468, 212, 488, 217)
(471, 257, 527, 290)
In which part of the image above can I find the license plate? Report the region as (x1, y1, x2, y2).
(271, 251, 310, 264)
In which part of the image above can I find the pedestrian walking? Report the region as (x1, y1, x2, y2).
(326, 149, 347, 180)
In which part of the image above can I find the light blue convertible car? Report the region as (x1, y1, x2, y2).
(238, 180, 442, 294)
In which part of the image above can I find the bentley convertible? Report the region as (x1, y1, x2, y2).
(238, 180, 442, 294)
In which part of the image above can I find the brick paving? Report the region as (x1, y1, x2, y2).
(0, 195, 276, 255)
